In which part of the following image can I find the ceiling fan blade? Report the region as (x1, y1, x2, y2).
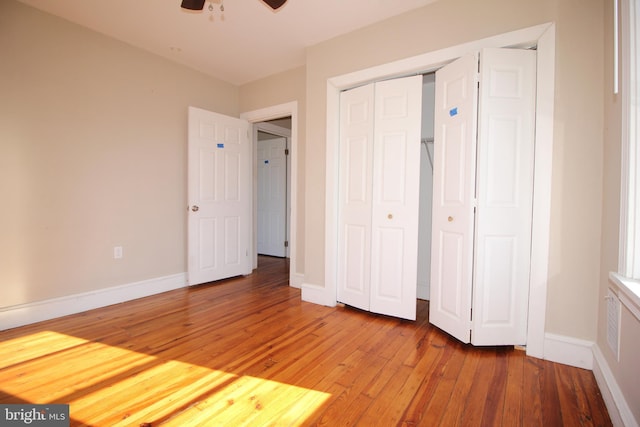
(262, 0, 287, 10)
(181, 0, 206, 10)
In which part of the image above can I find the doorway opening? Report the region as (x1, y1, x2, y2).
(256, 120, 291, 259)
(417, 73, 436, 301)
(240, 101, 301, 288)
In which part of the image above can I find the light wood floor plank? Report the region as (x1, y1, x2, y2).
(0, 256, 612, 426)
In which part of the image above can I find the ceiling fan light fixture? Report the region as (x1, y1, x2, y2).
(262, 0, 287, 11)
(181, 0, 206, 10)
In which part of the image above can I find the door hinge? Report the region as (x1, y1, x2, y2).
(285, 148, 289, 156)
(284, 241, 289, 247)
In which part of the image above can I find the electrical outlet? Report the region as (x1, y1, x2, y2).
(113, 246, 123, 259)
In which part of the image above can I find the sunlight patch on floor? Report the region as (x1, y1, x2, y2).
(0, 331, 331, 426)
(162, 375, 332, 426)
(0, 330, 89, 369)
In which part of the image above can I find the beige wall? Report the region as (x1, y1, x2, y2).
(0, 0, 239, 307)
(545, 0, 604, 339)
(303, 0, 606, 342)
(598, 0, 640, 419)
(239, 66, 307, 273)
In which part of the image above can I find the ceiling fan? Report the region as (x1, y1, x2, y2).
(181, 0, 287, 11)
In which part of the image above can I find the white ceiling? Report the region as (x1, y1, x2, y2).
(18, 0, 439, 86)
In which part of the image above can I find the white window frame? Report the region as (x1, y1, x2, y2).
(611, 0, 640, 320)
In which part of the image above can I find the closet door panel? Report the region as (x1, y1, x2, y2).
(337, 84, 375, 311)
(472, 48, 536, 346)
(429, 53, 479, 343)
(370, 75, 422, 320)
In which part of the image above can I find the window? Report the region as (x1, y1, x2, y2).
(612, 0, 640, 318)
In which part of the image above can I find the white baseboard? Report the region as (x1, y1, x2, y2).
(0, 273, 187, 331)
(543, 332, 594, 369)
(592, 345, 639, 427)
(301, 282, 336, 307)
(289, 272, 304, 289)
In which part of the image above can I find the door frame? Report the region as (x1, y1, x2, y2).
(240, 102, 302, 288)
(318, 23, 555, 359)
(256, 124, 291, 259)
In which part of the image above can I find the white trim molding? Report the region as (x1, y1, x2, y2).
(618, 0, 640, 279)
(301, 282, 338, 307)
(256, 121, 291, 138)
(0, 273, 187, 331)
(610, 272, 640, 321)
(289, 272, 304, 289)
(543, 333, 594, 370)
(593, 345, 640, 427)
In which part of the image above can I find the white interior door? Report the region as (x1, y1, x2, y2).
(257, 136, 287, 257)
(471, 48, 536, 345)
(336, 76, 422, 320)
(369, 75, 422, 320)
(188, 106, 251, 285)
(429, 53, 479, 343)
(337, 83, 375, 312)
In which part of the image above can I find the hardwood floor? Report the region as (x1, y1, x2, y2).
(0, 256, 611, 426)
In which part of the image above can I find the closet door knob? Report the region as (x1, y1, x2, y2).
(192, 205, 200, 212)
(448, 216, 454, 222)
(388, 214, 393, 219)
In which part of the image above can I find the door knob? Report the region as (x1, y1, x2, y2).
(192, 205, 199, 212)
(388, 214, 393, 219)
(448, 216, 454, 222)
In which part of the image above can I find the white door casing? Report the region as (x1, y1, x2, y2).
(187, 106, 251, 285)
(257, 136, 287, 257)
(336, 75, 422, 320)
(471, 48, 536, 345)
(429, 53, 479, 343)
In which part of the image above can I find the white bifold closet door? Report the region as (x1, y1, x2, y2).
(337, 75, 422, 321)
(429, 48, 537, 345)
